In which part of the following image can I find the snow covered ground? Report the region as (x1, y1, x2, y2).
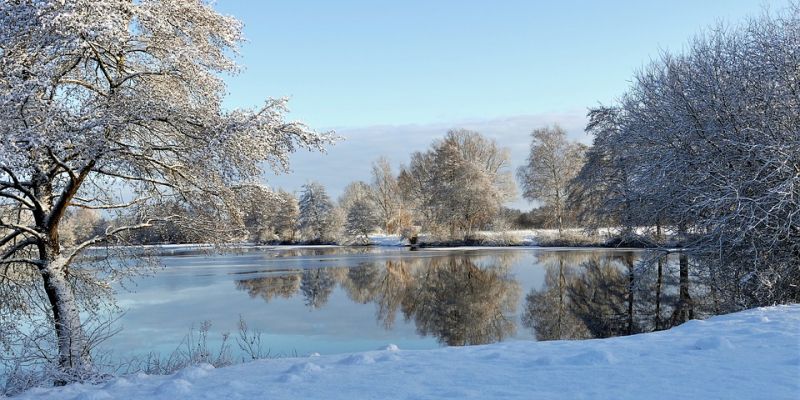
(14, 305, 799, 399)
(366, 230, 548, 246)
(366, 233, 408, 246)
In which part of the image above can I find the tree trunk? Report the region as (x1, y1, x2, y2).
(654, 255, 663, 330)
(671, 253, 694, 325)
(625, 253, 635, 335)
(557, 257, 565, 338)
(557, 213, 564, 239)
(655, 221, 663, 243)
(40, 247, 92, 380)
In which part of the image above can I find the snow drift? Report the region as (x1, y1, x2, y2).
(15, 305, 799, 399)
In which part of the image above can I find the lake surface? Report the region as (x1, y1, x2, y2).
(104, 246, 708, 360)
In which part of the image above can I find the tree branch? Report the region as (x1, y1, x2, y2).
(92, 168, 175, 188)
(69, 196, 150, 210)
(62, 217, 173, 266)
(0, 258, 43, 267)
(1, 167, 42, 212)
(1, 236, 40, 261)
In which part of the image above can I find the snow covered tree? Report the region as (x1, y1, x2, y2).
(339, 181, 380, 243)
(0, 0, 332, 379)
(569, 107, 653, 236)
(400, 130, 516, 238)
(580, 5, 800, 305)
(298, 182, 336, 242)
(517, 125, 586, 237)
(232, 185, 302, 243)
(345, 199, 381, 243)
(338, 181, 373, 212)
(234, 184, 280, 243)
(272, 190, 300, 243)
(368, 157, 404, 233)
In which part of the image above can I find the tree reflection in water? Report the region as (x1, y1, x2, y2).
(234, 254, 520, 345)
(233, 250, 726, 346)
(521, 252, 592, 340)
(523, 251, 723, 341)
(401, 256, 520, 345)
(300, 268, 338, 309)
(235, 273, 302, 303)
(340, 260, 412, 329)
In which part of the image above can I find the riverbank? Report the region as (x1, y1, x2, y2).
(117, 228, 670, 250)
(15, 305, 799, 399)
(366, 229, 672, 249)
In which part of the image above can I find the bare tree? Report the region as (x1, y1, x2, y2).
(517, 125, 586, 237)
(60, 209, 107, 246)
(0, 1, 332, 379)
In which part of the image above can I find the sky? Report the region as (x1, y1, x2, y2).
(214, 0, 788, 209)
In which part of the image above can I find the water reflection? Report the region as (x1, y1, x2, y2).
(342, 260, 411, 329)
(300, 268, 338, 309)
(235, 254, 520, 345)
(522, 251, 718, 341)
(235, 274, 301, 302)
(232, 248, 725, 348)
(521, 253, 592, 340)
(401, 257, 520, 345)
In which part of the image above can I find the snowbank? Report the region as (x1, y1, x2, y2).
(366, 234, 407, 247)
(16, 305, 800, 399)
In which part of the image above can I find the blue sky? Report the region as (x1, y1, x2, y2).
(214, 0, 787, 208)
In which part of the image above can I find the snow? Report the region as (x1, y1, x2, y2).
(14, 305, 800, 400)
(365, 230, 577, 247)
(366, 234, 407, 247)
